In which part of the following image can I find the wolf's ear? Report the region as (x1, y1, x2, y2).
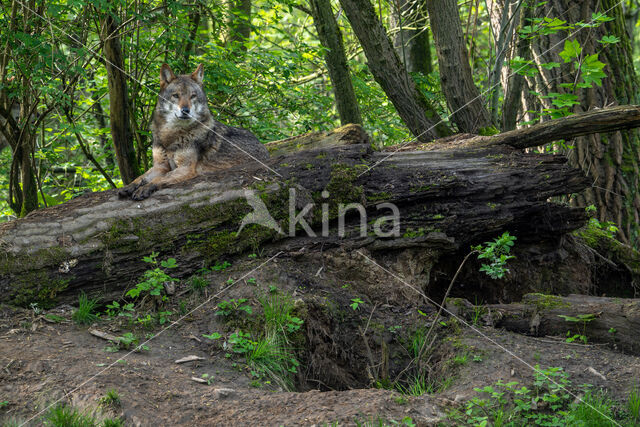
(191, 64, 204, 85)
(160, 64, 176, 89)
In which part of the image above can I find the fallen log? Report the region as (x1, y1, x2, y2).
(455, 294, 640, 356)
(1, 106, 639, 307)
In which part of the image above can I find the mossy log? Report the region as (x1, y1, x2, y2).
(2, 106, 640, 307)
(466, 294, 640, 356)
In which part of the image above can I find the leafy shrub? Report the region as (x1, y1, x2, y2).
(473, 232, 517, 279)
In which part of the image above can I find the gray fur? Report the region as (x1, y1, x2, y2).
(119, 64, 268, 200)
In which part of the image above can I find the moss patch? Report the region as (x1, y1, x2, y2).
(9, 272, 70, 308)
(522, 293, 571, 312)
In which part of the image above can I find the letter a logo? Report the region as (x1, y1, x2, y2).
(237, 189, 283, 235)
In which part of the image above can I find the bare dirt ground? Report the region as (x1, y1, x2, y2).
(1, 254, 639, 426)
(0, 304, 444, 426)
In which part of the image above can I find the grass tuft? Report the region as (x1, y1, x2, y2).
(44, 404, 96, 427)
(72, 292, 100, 325)
(98, 389, 121, 408)
(628, 382, 640, 423)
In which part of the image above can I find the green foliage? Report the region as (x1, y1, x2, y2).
(105, 332, 147, 353)
(72, 293, 100, 325)
(559, 313, 596, 344)
(215, 298, 253, 317)
(451, 365, 571, 425)
(450, 364, 635, 426)
(98, 389, 121, 408)
(104, 301, 135, 319)
(43, 404, 96, 427)
(564, 390, 617, 427)
(211, 261, 232, 271)
(204, 289, 303, 391)
(350, 298, 364, 311)
(513, 12, 616, 122)
(126, 252, 178, 300)
(258, 292, 303, 336)
(473, 232, 517, 279)
(629, 383, 640, 423)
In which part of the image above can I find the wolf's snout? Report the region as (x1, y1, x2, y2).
(181, 106, 190, 115)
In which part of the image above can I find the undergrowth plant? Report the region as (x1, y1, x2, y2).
(559, 313, 596, 344)
(126, 252, 178, 300)
(44, 404, 97, 427)
(215, 298, 252, 318)
(98, 389, 121, 409)
(473, 232, 517, 279)
(204, 288, 303, 391)
(629, 382, 640, 423)
(106, 252, 179, 327)
(72, 293, 100, 325)
(449, 365, 631, 426)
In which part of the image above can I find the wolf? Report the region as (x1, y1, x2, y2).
(119, 63, 269, 200)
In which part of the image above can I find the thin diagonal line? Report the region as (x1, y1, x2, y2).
(21, 251, 283, 425)
(14, 0, 281, 178)
(355, 249, 622, 426)
(358, 0, 626, 177)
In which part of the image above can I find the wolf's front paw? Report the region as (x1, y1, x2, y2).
(131, 184, 158, 200)
(119, 180, 146, 199)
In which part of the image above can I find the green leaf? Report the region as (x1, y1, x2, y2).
(599, 35, 620, 45)
(540, 62, 560, 70)
(580, 54, 607, 86)
(559, 39, 582, 63)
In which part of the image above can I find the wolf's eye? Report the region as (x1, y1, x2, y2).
(190, 94, 196, 99)
(171, 93, 179, 99)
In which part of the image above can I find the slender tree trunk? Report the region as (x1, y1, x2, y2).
(501, 2, 531, 131)
(519, 0, 640, 246)
(227, 0, 251, 48)
(338, 0, 451, 141)
(183, 8, 202, 69)
(427, 0, 492, 133)
(487, 0, 522, 125)
(102, 12, 139, 184)
(309, 0, 362, 125)
(390, 0, 432, 75)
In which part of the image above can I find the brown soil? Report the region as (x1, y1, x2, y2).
(1, 253, 639, 426)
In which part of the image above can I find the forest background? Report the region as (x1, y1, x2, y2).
(1, 0, 640, 245)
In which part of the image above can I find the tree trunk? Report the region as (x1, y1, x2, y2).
(182, 8, 202, 69)
(452, 294, 640, 356)
(426, 0, 492, 133)
(227, 0, 251, 48)
(337, 0, 451, 141)
(102, 12, 139, 185)
(309, 0, 362, 126)
(517, 0, 640, 246)
(3, 106, 640, 308)
(486, 0, 522, 125)
(390, 0, 432, 75)
(501, 2, 531, 131)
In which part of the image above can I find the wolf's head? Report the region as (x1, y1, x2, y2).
(156, 64, 210, 126)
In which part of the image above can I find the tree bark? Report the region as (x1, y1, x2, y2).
(102, 12, 139, 185)
(338, 0, 451, 141)
(517, 0, 640, 246)
(183, 8, 202, 69)
(426, 0, 492, 133)
(309, 0, 363, 126)
(390, 0, 432, 75)
(0, 111, 614, 307)
(501, 2, 531, 131)
(456, 294, 640, 356)
(3, 105, 640, 307)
